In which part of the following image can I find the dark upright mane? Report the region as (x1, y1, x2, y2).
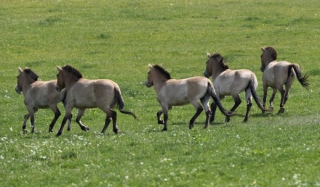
(211, 53, 229, 70)
(24, 69, 39, 81)
(265, 46, 278, 61)
(153, 65, 171, 79)
(62, 65, 83, 78)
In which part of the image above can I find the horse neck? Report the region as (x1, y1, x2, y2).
(64, 76, 80, 90)
(211, 64, 225, 80)
(21, 75, 36, 94)
(152, 74, 168, 93)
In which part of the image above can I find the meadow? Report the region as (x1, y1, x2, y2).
(0, 0, 320, 186)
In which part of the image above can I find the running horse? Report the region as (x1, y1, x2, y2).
(204, 53, 266, 122)
(260, 46, 309, 113)
(54, 65, 137, 136)
(15, 67, 71, 134)
(145, 64, 232, 131)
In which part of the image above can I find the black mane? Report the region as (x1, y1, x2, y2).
(265, 46, 278, 61)
(211, 53, 229, 70)
(24, 68, 39, 81)
(153, 65, 171, 79)
(62, 65, 83, 78)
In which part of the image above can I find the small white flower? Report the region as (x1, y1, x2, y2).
(125, 176, 129, 179)
(0, 155, 4, 159)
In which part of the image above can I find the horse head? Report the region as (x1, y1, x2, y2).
(260, 47, 277, 72)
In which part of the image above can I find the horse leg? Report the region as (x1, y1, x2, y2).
(209, 102, 217, 123)
(277, 87, 286, 114)
(48, 105, 61, 133)
(200, 97, 211, 128)
(28, 108, 37, 134)
(75, 109, 90, 132)
(157, 110, 164, 124)
(243, 89, 253, 122)
(22, 113, 30, 134)
(101, 115, 112, 134)
(269, 88, 277, 111)
(189, 102, 206, 129)
(56, 106, 73, 136)
(163, 112, 168, 131)
(67, 113, 72, 131)
(226, 95, 241, 122)
(111, 110, 118, 134)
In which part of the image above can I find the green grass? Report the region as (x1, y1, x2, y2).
(1, 0, 320, 186)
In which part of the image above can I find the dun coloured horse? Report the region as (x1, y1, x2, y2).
(260, 46, 309, 113)
(54, 65, 137, 136)
(15, 67, 71, 134)
(204, 53, 266, 122)
(145, 64, 232, 131)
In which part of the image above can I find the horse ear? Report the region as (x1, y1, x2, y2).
(18, 67, 23, 73)
(207, 53, 211, 58)
(56, 66, 62, 71)
(261, 47, 265, 52)
(148, 64, 153, 70)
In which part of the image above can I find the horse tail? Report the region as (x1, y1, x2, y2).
(288, 64, 309, 90)
(248, 76, 266, 112)
(207, 82, 232, 117)
(114, 87, 137, 120)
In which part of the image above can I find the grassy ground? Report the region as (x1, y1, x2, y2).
(1, 0, 320, 186)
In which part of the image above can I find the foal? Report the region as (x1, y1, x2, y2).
(145, 64, 232, 131)
(15, 67, 70, 134)
(204, 53, 266, 122)
(260, 46, 309, 113)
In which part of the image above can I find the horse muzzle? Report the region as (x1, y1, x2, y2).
(15, 85, 21, 94)
(145, 80, 153, 88)
(55, 85, 61, 92)
(203, 71, 210, 78)
(260, 66, 265, 72)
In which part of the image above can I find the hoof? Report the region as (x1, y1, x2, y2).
(56, 132, 62, 137)
(113, 129, 118, 134)
(277, 108, 285, 114)
(158, 120, 164, 124)
(162, 128, 167, 131)
(225, 116, 231, 123)
(81, 126, 89, 132)
(67, 127, 71, 131)
(22, 129, 27, 134)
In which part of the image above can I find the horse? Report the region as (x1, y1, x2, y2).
(15, 67, 71, 134)
(260, 46, 309, 113)
(204, 53, 266, 122)
(145, 64, 232, 131)
(54, 65, 137, 136)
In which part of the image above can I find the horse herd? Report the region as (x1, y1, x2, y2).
(15, 46, 309, 136)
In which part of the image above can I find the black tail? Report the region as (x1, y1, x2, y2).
(207, 82, 232, 117)
(248, 77, 266, 112)
(288, 64, 309, 90)
(114, 88, 137, 120)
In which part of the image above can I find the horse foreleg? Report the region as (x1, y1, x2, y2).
(157, 110, 164, 124)
(163, 113, 168, 131)
(75, 109, 90, 132)
(56, 116, 69, 136)
(67, 113, 72, 131)
(22, 113, 30, 134)
(209, 102, 217, 123)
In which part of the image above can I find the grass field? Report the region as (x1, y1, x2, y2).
(1, 0, 320, 186)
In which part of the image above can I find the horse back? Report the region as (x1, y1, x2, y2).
(26, 80, 61, 108)
(69, 79, 117, 108)
(158, 77, 209, 106)
(215, 69, 256, 96)
(263, 61, 296, 87)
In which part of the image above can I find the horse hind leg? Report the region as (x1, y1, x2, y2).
(243, 90, 253, 122)
(189, 101, 203, 129)
(226, 94, 241, 122)
(101, 115, 112, 134)
(75, 109, 90, 132)
(48, 105, 61, 133)
(200, 95, 211, 128)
